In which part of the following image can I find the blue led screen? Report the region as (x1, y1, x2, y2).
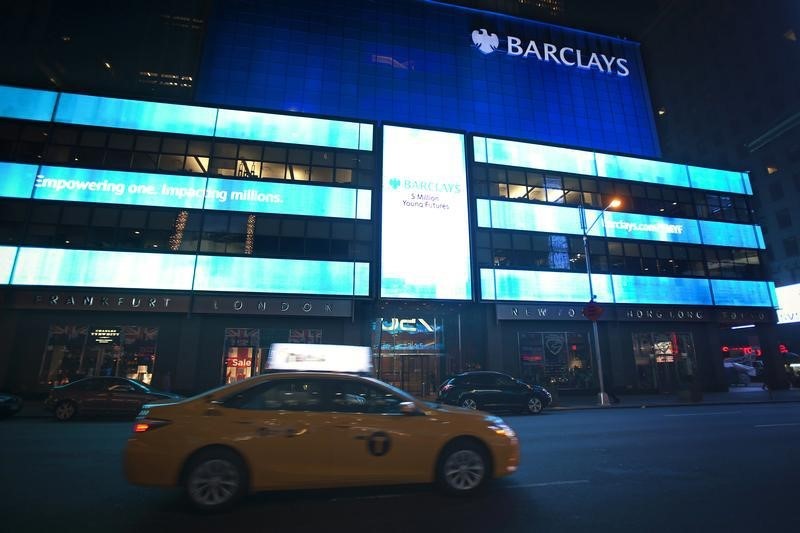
(477, 199, 764, 249)
(0, 85, 57, 122)
(11, 248, 197, 290)
(4, 163, 372, 220)
(197, 0, 659, 157)
(476, 136, 752, 196)
(193, 256, 369, 296)
(215, 109, 372, 151)
(0, 162, 38, 198)
(55, 93, 218, 137)
(480, 268, 774, 307)
(204, 178, 371, 219)
(0, 246, 17, 284)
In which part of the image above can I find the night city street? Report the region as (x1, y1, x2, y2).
(2, 403, 798, 533)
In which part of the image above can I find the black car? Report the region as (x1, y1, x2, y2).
(438, 371, 552, 414)
(44, 377, 182, 421)
(0, 392, 23, 419)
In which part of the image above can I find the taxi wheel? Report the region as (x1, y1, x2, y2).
(436, 440, 489, 495)
(54, 400, 77, 421)
(526, 396, 544, 415)
(460, 397, 479, 410)
(184, 448, 248, 512)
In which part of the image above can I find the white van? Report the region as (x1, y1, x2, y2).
(266, 343, 373, 376)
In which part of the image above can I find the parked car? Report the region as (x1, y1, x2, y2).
(124, 371, 519, 511)
(0, 392, 23, 419)
(44, 376, 182, 421)
(438, 371, 552, 414)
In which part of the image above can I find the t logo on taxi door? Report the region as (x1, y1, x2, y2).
(367, 431, 392, 456)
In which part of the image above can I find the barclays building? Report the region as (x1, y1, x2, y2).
(0, 0, 780, 398)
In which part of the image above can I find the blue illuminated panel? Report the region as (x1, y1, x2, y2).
(33, 167, 209, 209)
(595, 153, 689, 187)
(11, 248, 196, 290)
(0, 162, 38, 198)
(54, 93, 218, 137)
(698, 220, 764, 249)
(478, 136, 751, 196)
(477, 137, 597, 176)
(0, 85, 57, 122)
(381, 126, 472, 300)
(204, 178, 370, 219)
(197, 0, 659, 157)
(479, 269, 613, 303)
(215, 109, 372, 151)
(0, 246, 18, 284)
(611, 275, 712, 305)
(711, 279, 775, 307)
(599, 211, 701, 243)
(193, 256, 369, 296)
(688, 166, 749, 195)
(479, 199, 763, 248)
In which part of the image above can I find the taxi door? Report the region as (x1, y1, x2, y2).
(320, 379, 442, 485)
(212, 377, 335, 490)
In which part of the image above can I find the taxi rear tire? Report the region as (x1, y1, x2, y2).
(436, 439, 490, 495)
(183, 448, 248, 512)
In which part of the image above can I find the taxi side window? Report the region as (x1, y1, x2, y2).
(328, 380, 403, 414)
(227, 379, 325, 411)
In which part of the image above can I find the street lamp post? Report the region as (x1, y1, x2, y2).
(578, 198, 621, 406)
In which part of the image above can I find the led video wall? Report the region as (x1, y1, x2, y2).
(474, 137, 752, 196)
(381, 126, 472, 299)
(480, 268, 776, 307)
(477, 199, 764, 249)
(7, 247, 370, 296)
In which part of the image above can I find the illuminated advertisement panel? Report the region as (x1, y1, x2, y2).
(0, 162, 38, 198)
(611, 275, 712, 305)
(479, 199, 763, 248)
(480, 269, 613, 303)
(215, 109, 372, 151)
(32, 167, 209, 209)
(193, 256, 369, 296)
(0, 85, 57, 122)
(711, 279, 776, 307)
(475, 137, 597, 176)
(381, 126, 471, 300)
(0, 246, 18, 284)
(777, 283, 800, 324)
(55, 93, 218, 137)
(204, 178, 371, 219)
(594, 153, 689, 187)
(698, 220, 764, 249)
(11, 248, 196, 290)
(688, 166, 750, 195)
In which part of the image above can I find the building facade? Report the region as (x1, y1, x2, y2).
(0, 0, 782, 398)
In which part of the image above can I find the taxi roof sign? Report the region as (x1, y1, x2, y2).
(267, 343, 373, 375)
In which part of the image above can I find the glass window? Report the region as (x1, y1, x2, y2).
(328, 380, 404, 414)
(227, 378, 325, 411)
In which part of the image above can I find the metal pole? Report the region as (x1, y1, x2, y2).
(580, 202, 609, 406)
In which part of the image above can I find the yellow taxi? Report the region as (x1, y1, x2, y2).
(124, 371, 519, 511)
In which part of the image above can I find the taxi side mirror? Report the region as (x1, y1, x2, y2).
(399, 401, 423, 416)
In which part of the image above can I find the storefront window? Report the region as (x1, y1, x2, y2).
(221, 327, 323, 383)
(632, 332, 696, 392)
(372, 317, 444, 398)
(519, 331, 592, 390)
(39, 324, 159, 386)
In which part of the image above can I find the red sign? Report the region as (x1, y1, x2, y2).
(582, 302, 604, 321)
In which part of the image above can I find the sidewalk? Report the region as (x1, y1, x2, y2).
(551, 386, 800, 410)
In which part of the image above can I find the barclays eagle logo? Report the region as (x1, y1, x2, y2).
(471, 29, 499, 54)
(389, 178, 401, 189)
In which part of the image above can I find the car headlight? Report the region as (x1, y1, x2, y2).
(485, 415, 516, 438)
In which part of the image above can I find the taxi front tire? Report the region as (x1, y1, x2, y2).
(183, 448, 248, 512)
(436, 439, 490, 495)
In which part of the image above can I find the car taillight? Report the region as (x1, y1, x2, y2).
(133, 419, 171, 433)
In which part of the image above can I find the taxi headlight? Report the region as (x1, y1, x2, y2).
(485, 415, 516, 438)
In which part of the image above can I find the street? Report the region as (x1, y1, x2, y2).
(1, 403, 798, 533)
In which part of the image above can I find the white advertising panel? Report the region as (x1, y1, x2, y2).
(380, 126, 472, 300)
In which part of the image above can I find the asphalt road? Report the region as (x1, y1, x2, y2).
(1, 403, 798, 533)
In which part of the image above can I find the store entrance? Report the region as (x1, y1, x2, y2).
(632, 332, 697, 393)
(375, 352, 440, 398)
